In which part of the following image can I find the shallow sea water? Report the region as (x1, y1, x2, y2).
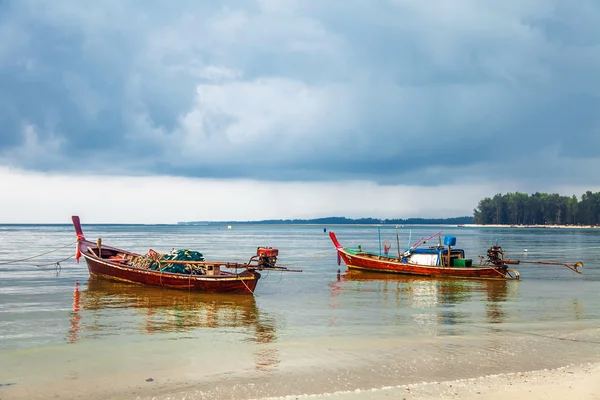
(1, 224, 600, 399)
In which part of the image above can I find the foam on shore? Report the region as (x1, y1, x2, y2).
(254, 362, 600, 400)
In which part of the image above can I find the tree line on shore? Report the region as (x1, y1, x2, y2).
(473, 191, 600, 225)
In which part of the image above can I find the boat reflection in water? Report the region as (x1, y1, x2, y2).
(330, 270, 519, 327)
(69, 278, 279, 370)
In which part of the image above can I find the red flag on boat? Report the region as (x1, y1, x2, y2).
(75, 234, 84, 263)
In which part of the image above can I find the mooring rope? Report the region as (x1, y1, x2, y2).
(0, 241, 77, 265)
(32, 253, 75, 268)
(238, 273, 254, 294)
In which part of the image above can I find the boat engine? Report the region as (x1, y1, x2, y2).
(486, 244, 505, 266)
(256, 247, 279, 268)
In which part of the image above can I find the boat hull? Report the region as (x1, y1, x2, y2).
(79, 242, 260, 294)
(328, 232, 509, 280)
(337, 249, 507, 279)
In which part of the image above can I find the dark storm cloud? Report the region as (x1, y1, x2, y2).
(0, 0, 599, 184)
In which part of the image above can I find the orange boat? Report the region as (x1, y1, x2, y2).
(329, 231, 583, 280)
(72, 216, 294, 294)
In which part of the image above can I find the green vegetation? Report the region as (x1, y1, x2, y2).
(473, 191, 600, 225)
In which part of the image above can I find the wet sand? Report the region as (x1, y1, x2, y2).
(316, 363, 600, 400)
(3, 363, 597, 400)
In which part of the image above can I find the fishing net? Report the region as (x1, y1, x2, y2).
(132, 254, 154, 269)
(133, 249, 205, 274)
(383, 240, 392, 255)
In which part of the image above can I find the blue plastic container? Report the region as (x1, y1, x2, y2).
(444, 236, 457, 246)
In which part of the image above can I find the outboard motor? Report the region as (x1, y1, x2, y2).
(486, 244, 505, 266)
(256, 247, 279, 268)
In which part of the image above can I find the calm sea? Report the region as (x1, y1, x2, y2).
(1, 224, 600, 399)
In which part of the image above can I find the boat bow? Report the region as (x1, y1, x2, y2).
(329, 232, 343, 249)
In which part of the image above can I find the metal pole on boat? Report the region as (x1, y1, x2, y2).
(96, 238, 102, 258)
(396, 225, 401, 258)
(438, 236, 444, 266)
(378, 226, 382, 257)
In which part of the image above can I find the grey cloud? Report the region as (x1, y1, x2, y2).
(0, 0, 599, 185)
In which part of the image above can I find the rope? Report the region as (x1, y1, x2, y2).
(490, 267, 518, 280)
(239, 273, 254, 294)
(35, 253, 75, 269)
(12, 253, 75, 268)
(0, 241, 77, 265)
(4, 253, 76, 276)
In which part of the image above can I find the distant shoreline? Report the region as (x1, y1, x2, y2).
(467, 224, 599, 229)
(1, 223, 597, 228)
(0, 222, 598, 228)
(179, 222, 600, 229)
(177, 216, 474, 225)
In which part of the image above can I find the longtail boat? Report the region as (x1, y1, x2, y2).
(72, 216, 298, 294)
(329, 231, 583, 280)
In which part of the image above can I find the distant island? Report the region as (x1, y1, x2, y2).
(178, 216, 474, 225)
(177, 189, 600, 227)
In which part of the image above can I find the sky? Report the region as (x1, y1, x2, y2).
(1, 0, 599, 223)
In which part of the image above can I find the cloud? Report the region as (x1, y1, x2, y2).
(6, 167, 593, 224)
(0, 0, 599, 187)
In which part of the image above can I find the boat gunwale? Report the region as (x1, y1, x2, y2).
(344, 263, 511, 281)
(78, 240, 258, 282)
(338, 247, 498, 273)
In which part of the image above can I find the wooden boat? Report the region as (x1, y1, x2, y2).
(72, 216, 295, 294)
(329, 231, 583, 280)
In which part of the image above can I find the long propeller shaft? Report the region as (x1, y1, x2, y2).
(517, 260, 584, 273)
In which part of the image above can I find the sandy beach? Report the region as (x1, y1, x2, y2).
(2, 362, 599, 400)
(308, 363, 600, 400)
